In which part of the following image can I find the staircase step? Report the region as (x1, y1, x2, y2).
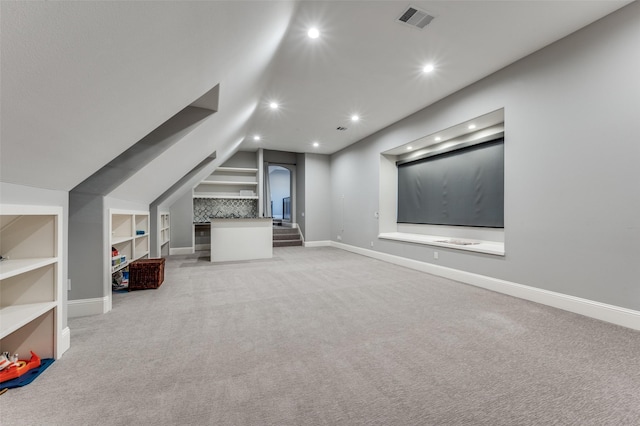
(273, 239, 303, 247)
(273, 228, 299, 235)
(273, 233, 301, 240)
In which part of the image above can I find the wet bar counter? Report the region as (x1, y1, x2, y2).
(209, 218, 272, 262)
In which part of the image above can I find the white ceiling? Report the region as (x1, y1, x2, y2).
(0, 1, 631, 200)
(242, 0, 632, 154)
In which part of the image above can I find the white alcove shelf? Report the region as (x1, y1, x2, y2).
(0, 204, 68, 359)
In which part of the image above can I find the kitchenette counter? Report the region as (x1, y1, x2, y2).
(209, 217, 272, 262)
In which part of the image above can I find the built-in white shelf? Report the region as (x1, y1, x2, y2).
(194, 195, 259, 199)
(160, 213, 170, 245)
(0, 257, 57, 281)
(215, 167, 258, 173)
(0, 302, 58, 339)
(200, 180, 258, 186)
(194, 165, 259, 199)
(378, 232, 505, 256)
(109, 209, 150, 280)
(0, 204, 67, 359)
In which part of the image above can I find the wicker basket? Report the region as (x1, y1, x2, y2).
(128, 258, 165, 291)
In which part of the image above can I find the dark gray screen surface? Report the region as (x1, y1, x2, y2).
(397, 139, 504, 227)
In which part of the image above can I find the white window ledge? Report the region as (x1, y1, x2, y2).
(378, 232, 505, 256)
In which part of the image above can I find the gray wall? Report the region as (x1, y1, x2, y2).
(170, 190, 195, 250)
(222, 150, 257, 168)
(264, 150, 297, 165)
(0, 182, 70, 328)
(330, 3, 640, 311)
(304, 154, 332, 242)
(69, 192, 104, 301)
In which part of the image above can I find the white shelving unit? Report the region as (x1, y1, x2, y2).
(194, 167, 259, 199)
(109, 209, 149, 274)
(0, 205, 67, 359)
(159, 212, 170, 257)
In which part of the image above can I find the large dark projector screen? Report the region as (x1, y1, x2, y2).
(397, 138, 504, 228)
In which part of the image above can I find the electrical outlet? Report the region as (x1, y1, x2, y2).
(337, 235, 342, 241)
(370, 241, 374, 247)
(374, 211, 379, 219)
(434, 251, 439, 260)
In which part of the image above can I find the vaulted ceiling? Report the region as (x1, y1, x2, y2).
(1, 1, 631, 204)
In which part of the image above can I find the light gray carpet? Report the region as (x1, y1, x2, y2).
(2, 246, 639, 425)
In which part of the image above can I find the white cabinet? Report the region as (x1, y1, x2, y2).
(0, 205, 66, 359)
(109, 209, 149, 273)
(194, 167, 259, 199)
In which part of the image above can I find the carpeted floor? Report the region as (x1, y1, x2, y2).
(2, 246, 639, 425)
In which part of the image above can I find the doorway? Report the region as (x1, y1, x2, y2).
(268, 165, 291, 222)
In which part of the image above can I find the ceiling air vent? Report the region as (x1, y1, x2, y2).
(336, 126, 348, 131)
(397, 6, 434, 29)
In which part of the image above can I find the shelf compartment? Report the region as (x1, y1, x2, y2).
(0, 302, 57, 339)
(1, 214, 57, 259)
(112, 240, 132, 265)
(1, 263, 56, 307)
(112, 214, 133, 239)
(112, 260, 129, 273)
(0, 308, 56, 359)
(0, 257, 57, 281)
(135, 215, 149, 235)
(134, 235, 149, 259)
(215, 167, 258, 173)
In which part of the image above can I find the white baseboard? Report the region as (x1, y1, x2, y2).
(170, 247, 194, 255)
(68, 296, 110, 318)
(331, 241, 640, 331)
(58, 326, 71, 358)
(304, 240, 331, 248)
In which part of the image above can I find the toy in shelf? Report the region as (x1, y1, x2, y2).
(0, 352, 18, 370)
(0, 351, 40, 384)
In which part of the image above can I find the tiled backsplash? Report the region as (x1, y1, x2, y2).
(193, 198, 258, 222)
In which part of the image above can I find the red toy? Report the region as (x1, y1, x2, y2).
(0, 351, 41, 384)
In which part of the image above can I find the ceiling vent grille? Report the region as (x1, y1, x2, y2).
(397, 6, 434, 29)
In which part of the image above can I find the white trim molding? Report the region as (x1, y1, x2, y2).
(331, 241, 640, 331)
(68, 296, 110, 318)
(170, 247, 194, 255)
(59, 326, 71, 358)
(304, 240, 331, 248)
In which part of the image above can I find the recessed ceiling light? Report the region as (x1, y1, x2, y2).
(468, 124, 476, 130)
(313, 142, 319, 148)
(407, 146, 413, 150)
(253, 135, 261, 141)
(422, 64, 435, 73)
(307, 28, 320, 39)
(435, 136, 441, 142)
(269, 102, 279, 109)
(351, 115, 360, 122)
